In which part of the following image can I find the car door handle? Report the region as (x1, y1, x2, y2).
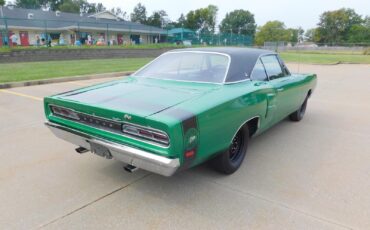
(277, 88, 284, 92)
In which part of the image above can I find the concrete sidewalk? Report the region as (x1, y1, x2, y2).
(0, 64, 369, 229)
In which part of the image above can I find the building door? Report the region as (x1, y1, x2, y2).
(70, 34, 75, 45)
(130, 35, 140, 44)
(0, 33, 2, 47)
(117, 34, 123, 45)
(8, 31, 14, 47)
(20, 31, 30, 46)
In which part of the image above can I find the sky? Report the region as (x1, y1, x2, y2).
(90, 0, 369, 30)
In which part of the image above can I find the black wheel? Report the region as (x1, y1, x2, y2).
(212, 125, 249, 174)
(289, 97, 308, 122)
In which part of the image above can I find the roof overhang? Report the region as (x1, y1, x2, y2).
(88, 11, 124, 21)
(0, 25, 167, 35)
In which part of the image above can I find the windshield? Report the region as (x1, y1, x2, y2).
(134, 52, 230, 83)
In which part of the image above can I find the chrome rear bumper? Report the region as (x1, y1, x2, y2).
(45, 121, 180, 176)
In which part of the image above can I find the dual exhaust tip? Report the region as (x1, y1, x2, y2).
(75, 147, 138, 173)
(123, 164, 138, 173)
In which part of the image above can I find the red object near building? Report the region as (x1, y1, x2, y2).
(0, 33, 3, 47)
(117, 34, 123, 45)
(20, 31, 30, 46)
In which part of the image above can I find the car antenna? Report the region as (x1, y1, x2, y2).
(297, 46, 301, 74)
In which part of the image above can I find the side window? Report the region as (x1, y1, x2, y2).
(261, 55, 284, 80)
(250, 59, 268, 81)
(277, 56, 291, 76)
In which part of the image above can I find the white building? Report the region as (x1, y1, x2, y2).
(0, 6, 166, 46)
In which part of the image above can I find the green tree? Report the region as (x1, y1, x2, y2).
(0, 0, 5, 19)
(286, 27, 304, 43)
(15, 0, 48, 9)
(80, 2, 105, 14)
(95, 3, 105, 12)
(130, 3, 147, 24)
(147, 10, 168, 27)
(167, 13, 185, 28)
(110, 7, 127, 19)
(177, 14, 186, 27)
(297, 27, 304, 42)
(365, 16, 370, 28)
(58, 0, 80, 13)
(219, 9, 256, 37)
(14, 0, 105, 13)
(48, 0, 63, 11)
(348, 24, 370, 43)
(185, 5, 218, 33)
(304, 28, 319, 42)
(316, 8, 363, 44)
(255, 21, 291, 45)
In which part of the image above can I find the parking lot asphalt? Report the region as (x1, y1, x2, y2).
(0, 64, 369, 229)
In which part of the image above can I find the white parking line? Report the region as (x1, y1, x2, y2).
(0, 89, 43, 101)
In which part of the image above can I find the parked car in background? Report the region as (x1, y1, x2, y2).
(44, 48, 317, 176)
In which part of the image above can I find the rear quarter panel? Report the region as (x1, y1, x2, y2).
(291, 73, 317, 106)
(151, 81, 271, 167)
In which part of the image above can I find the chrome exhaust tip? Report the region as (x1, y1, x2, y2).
(75, 147, 89, 154)
(124, 164, 138, 173)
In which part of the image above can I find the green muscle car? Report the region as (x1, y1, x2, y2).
(44, 48, 317, 176)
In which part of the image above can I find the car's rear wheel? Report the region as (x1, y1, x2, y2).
(212, 125, 249, 174)
(289, 96, 308, 122)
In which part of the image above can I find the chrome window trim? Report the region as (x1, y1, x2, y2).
(276, 55, 291, 76)
(48, 104, 171, 148)
(260, 54, 287, 81)
(132, 50, 232, 85)
(250, 53, 282, 81)
(250, 56, 268, 81)
(224, 79, 251, 85)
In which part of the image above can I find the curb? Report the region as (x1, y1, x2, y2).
(0, 71, 133, 89)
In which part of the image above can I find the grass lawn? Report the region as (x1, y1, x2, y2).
(0, 58, 153, 83)
(0, 44, 185, 53)
(0, 52, 369, 84)
(280, 52, 370, 64)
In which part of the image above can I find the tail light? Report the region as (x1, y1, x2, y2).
(122, 124, 170, 146)
(50, 105, 80, 121)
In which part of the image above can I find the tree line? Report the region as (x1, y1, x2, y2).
(4, 0, 370, 45)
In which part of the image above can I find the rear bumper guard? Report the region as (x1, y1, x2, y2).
(45, 121, 180, 176)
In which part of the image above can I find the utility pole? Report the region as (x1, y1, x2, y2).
(181, 23, 184, 41)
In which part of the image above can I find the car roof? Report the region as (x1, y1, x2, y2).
(168, 47, 276, 83)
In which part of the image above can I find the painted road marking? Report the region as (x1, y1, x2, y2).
(0, 89, 43, 101)
(66, 82, 88, 86)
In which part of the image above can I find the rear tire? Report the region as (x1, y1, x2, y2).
(289, 97, 308, 122)
(212, 125, 249, 174)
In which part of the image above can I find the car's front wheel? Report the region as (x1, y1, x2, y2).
(289, 96, 308, 122)
(212, 125, 249, 174)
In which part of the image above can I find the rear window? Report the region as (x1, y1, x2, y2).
(134, 52, 230, 83)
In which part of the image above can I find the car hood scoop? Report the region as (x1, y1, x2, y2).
(58, 78, 212, 117)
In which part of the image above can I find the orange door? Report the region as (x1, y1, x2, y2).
(20, 31, 29, 46)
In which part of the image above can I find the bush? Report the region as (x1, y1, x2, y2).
(363, 48, 370, 55)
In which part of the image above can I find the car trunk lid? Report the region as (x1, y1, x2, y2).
(54, 77, 216, 118)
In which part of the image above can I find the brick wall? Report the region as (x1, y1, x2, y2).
(0, 48, 174, 63)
